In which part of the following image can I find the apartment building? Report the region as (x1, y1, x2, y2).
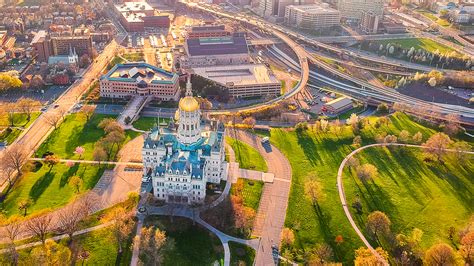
(285, 3, 341, 29)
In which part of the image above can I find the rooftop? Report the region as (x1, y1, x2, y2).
(115, 2, 154, 13)
(189, 25, 226, 32)
(186, 35, 248, 56)
(324, 97, 353, 109)
(31, 30, 47, 44)
(101, 62, 177, 84)
(192, 64, 280, 87)
(286, 3, 340, 14)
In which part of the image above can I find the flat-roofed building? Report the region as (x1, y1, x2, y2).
(50, 34, 93, 58)
(186, 25, 231, 39)
(359, 10, 380, 34)
(181, 34, 250, 68)
(114, 2, 170, 32)
(323, 97, 353, 114)
(99, 62, 180, 100)
(337, 0, 383, 21)
(285, 3, 341, 29)
(31, 30, 51, 62)
(192, 64, 281, 98)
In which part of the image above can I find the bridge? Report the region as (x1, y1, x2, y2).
(311, 33, 415, 44)
(248, 38, 282, 46)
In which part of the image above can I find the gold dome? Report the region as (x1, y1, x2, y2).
(178, 96, 199, 112)
(174, 109, 180, 121)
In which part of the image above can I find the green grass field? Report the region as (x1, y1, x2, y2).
(226, 137, 268, 172)
(36, 113, 139, 160)
(0, 112, 40, 144)
(378, 38, 457, 54)
(344, 147, 474, 251)
(0, 162, 104, 218)
(144, 216, 224, 265)
(268, 112, 461, 263)
(122, 52, 145, 62)
(231, 178, 264, 211)
(132, 116, 170, 131)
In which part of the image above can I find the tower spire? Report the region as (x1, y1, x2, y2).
(185, 75, 192, 97)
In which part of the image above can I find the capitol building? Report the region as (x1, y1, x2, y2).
(142, 79, 227, 204)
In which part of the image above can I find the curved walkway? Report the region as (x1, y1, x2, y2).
(337, 143, 474, 265)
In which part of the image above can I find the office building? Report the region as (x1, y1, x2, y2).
(192, 64, 281, 98)
(31, 30, 93, 62)
(186, 25, 230, 39)
(31, 30, 51, 62)
(142, 79, 227, 204)
(285, 3, 341, 29)
(99, 62, 180, 100)
(114, 2, 170, 32)
(336, 0, 383, 21)
(359, 10, 380, 34)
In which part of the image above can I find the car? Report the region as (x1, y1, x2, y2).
(53, 104, 59, 108)
(261, 137, 270, 144)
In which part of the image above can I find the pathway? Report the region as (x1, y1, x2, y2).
(336, 143, 474, 265)
(228, 129, 292, 266)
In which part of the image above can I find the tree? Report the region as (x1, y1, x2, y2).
(366, 211, 391, 240)
(17, 98, 41, 121)
(376, 103, 389, 114)
(422, 132, 452, 161)
(451, 141, 472, 164)
(18, 198, 32, 216)
(44, 155, 59, 170)
(356, 164, 378, 182)
(424, 243, 457, 266)
(0, 73, 22, 91)
(103, 207, 134, 253)
(460, 231, 474, 264)
(311, 244, 333, 264)
(412, 131, 423, 144)
(25, 214, 54, 245)
(93, 146, 108, 165)
(383, 134, 397, 144)
(139, 226, 170, 264)
(99, 118, 123, 134)
(335, 235, 344, 245)
(56, 201, 87, 241)
(80, 105, 95, 122)
(281, 228, 295, 246)
(1, 144, 28, 176)
(3, 102, 18, 127)
(74, 146, 85, 159)
(443, 113, 462, 136)
(320, 119, 329, 132)
(43, 112, 62, 129)
(347, 157, 360, 169)
(352, 136, 362, 148)
(398, 130, 410, 142)
(69, 176, 83, 193)
(347, 113, 360, 132)
(304, 179, 324, 206)
(30, 239, 71, 265)
(354, 247, 388, 266)
(1, 216, 23, 243)
(242, 117, 256, 129)
(29, 75, 45, 90)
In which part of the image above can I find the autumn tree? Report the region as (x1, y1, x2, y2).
(443, 113, 462, 136)
(310, 244, 333, 264)
(451, 141, 472, 165)
(398, 130, 410, 143)
(347, 157, 360, 169)
(354, 247, 389, 266)
(395, 228, 424, 264)
(335, 235, 344, 245)
(376, 103, 389, 114)
(356, 164, 378, 182)
(29, 239, 71, 265)
(424, 243, 457, 266)
(25, 214, 54, 245)
(44, 155, 60, 171)
(104, 207, 134, 253)
(139, 226, 171, 264)
(242, 117, 256, 129)
(18, 198, 32, 216)
(281, 227, 295, 246)
(0, 73, 22, 91)
(304, 179, 324, 206)
(3, 102, 17, 127)
(17, 98, 41, 121)
(69, 175, 83, 193)
(412, 131, 423, 144)
(43, 112, 62, 129)
(232, 196, 256, 235)
(98, 118, 123, 134)
(366, 211, 391, 241)
(1, 215, 23, 264)
(352, 135, 362, 148)
(80, 105, 95, 122)
(422, 132, 452, 161)
(460, 231, 474, 264)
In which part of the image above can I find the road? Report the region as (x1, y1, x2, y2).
(336, 143, 474, 265)
(229, 129, 292, 266)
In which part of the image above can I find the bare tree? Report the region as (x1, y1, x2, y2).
(424, 243, 456, 266)
(356, 164, 378, 182)
(43, 112, 62, 130)
(443, 113, 461, 136)
(77, 192, 100, 215)
(1, 144, 28, 176)
(4, 102, 18, 127)
(422, 133, 452, 161)
(1, 216, 23, 243)
(93, 146, 108, 166)
(26, 214, 54, 245)
(17, 98, 41, 121)
(56, 201, 87, 241)
(80, 105, 96, 122)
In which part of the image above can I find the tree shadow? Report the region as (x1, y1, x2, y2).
(60, 164, 79, 187)
(65, 124, 83, 157)
(312, 203, 340, 260)
(29, 171, 55, 201)
(296, 130, 321, 166)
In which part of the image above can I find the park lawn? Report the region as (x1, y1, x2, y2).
(378, 38, 457, 55)
(132, 116, 170, 131)
(74, 227, 133, 265)
(0, 112, 40, 144)
(268, 112, 443, 263)
(0, 162, 104, 218)
(144, 216, 224, 266)
(36, 113, 139, 161)
(122, 52, 145, 62)
(231, 178, 264, 211)
(344, 147, 474, 251)
(226, 137, 268, 172)
(229, 242, 255, 266)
